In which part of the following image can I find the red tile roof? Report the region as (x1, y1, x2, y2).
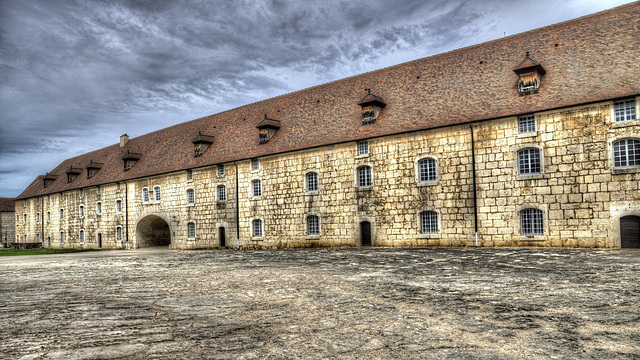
(16, 2, 640, 199)
(0, 198, 15, 212)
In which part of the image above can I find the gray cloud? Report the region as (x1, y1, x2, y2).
(0, 0, 632, 196)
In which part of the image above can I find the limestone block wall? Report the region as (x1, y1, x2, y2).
(1, 211, 15, 245)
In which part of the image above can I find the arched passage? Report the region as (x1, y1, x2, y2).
(136, 215, 171, 248)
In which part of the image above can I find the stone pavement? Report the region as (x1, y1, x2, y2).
(1, 247, 639, 359)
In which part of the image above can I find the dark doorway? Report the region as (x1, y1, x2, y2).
(98, 233, 102, 248)
(47, 237, 50, 248)
(219, 227, 226, 247)
(136, 215, 171, 248)
(621, 216, 640, 248)
(361, 221, 372, 246)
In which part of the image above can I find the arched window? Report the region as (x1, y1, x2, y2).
(116, 226, 122, 242)
(521, 208, 543, 235)
(187, 189, 195, 204)
(518, 148, 541, 174)
(154, 186, 161, 201)
(23, 214, 26, 223)
(252, 180, 262, 197)
(60, 231, 65, 244)
(187, 222, 196, 238)
(142, 187, 149, 202)
(79, 205, 84, 218)
(60, 209, 64, 218)
(307, 215, 320, 235)
(116, 199, 122, 214)
(357, 166, 372, 188)
(80, 230, 85, 244)
(36, 212, 40, 223)
(47, 211, 51, 221)
(252, 219, 263, 237)
(96, 202, 102, 215)
(418, 158, 437, 182)
(613, 139, 640, 168)
(420, 211, 438, 234)
(306, 172, 318, 192)
(218, 185, 226, 201)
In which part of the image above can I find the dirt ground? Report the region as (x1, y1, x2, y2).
(1, 247, 639, 359)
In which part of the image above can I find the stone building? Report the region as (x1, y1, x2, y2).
(14, 3, 640, 250)
(0, 198, 16, 247)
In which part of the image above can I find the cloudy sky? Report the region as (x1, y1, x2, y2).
(0, 0, 632, 197)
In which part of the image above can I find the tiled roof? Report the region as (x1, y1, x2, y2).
(16, 2, 640, 199)
(0, 198, 15, 212)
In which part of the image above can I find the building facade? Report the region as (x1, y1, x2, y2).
(0, 198, 16, 247)
(14, 3, 640, 249)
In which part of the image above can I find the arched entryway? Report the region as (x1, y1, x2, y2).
(361, 221, 372, 246)
(621, 215, 640, 248)
(136, 215, 171, 248)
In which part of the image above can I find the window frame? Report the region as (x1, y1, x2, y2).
(356, 165, 373, 188)
(142, 187, 150, 203)
(251, 158, 260, 172)
(612, 138, 640, 169)
(307, 215, 320, 236)
(60, 208, 64, 219)
(517, 147, 542, 176)
(252, 179, 262, 198)
(80, 229, 85, 244)
(153, 185, 161, 202)
(218, 164, 225, 176)
(517, 114, 536, 134)
(356, 140, 369, 156)
(218, 185, 227, 202)
(613, 98, 637, 123)
(60, 231, 65, 244)
(520, 208, 544, 236)
(187, 189, 195, 205)
(116, 199, 122, 214)
(187, 222, 196, 239)
(305, 171, 319, 193)
(418, 210, 440, 235)
(416, 156, 438, 186)
(79, 204, 85, 218)
(116, 226, 123, 242)
(96, 201, 102, 215)
(252, 218, 264, 238)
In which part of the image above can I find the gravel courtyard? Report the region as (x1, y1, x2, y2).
(1, 247, 639, 359)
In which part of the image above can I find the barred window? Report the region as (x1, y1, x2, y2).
(252, 159, 260, 171)
(187, 189, 195, 204)
(357, 141, 369, 155)
(614, 99, 636, 123)
(418, 158, 437, 182)
(518, 115, 536, 133)
(116, 200, 122, 214)
(218, 185, 226, 201)
(252, 180, 262, 197)
(96, 202, 102, 215)
(80, 230, 85, 243)
(518, 148, 541, 174)
(218, 164, 225, 176)
(613, 139, 640, 168)
(521, 208, 543, 235)
(79, 205, 84, 218)
(154, 186, 161, 201)
(188, 222, 196, 238)
(420, 211, 438, 234)
(307, 172, 318, 192)
(253, 219, 263, 237)
(308, 215, 320, 235)
(116, 226, 122, 241)
(142, 187, 149, 202)
(357, 166, 372, 188)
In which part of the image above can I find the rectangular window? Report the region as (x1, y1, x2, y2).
(613, 139, 640, 168)
(253, 219, 263, 237)
(188, 223, 196, 238)
(36, 213, 40, 223)
(251, 159, 260, 171)
(421, 211, 438, 234)
(308, 216, 320, 235)
(187, 189, 195, 204)
(518, 115, 536, 133)
(218, 165, 225, 176)
(419, 158, 436, 182)
(521, 209, 543, 236)
(357, 166, 372, 188)
(218, 186, 226, 201)
(253, 180, 262, 197)
(96, 202, 102, 215)
(116, 227, 122, 241)
(116, 183, 121, 191)
(357, 141, 369, 156)
(614, 99, 636, 123)
(187, 170, 193, 180)
(307, 172, 318, 192)
(518, 148, 541, 174)
(116, 200, 122, 214)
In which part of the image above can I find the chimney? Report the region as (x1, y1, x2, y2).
(120, 134, 129, 148)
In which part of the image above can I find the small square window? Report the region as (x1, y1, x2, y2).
(357, 141, 369, 156)
(614, 99, 636, 123)
(251, 159, 260, 171)
(518, 115, 536, 133)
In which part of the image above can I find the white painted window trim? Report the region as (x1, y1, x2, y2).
(304, 170, 320, 195)
(250, 179, 262, 198)
(187, 189, 196, 206)
(142, 187, 150, 203)
(415, 156, 439, 187)
(611, 97, 638, 124)
(354, 164, 374, 189)
(153, 185, 161, 202)
(251, 218, 264, 239)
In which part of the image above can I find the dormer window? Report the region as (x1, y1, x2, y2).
(66, 166, 82, 183)
(43, 173, 58, 188)
(122, 150, 142, 171)
(192, 131, 215, 157)
(358, 89, 386, 125)
(256, 115, 281, 144)
(513, 52, 546, 96)
(86, 160, 103, 179)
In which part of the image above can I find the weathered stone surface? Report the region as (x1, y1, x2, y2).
(1, 248, 639, 359)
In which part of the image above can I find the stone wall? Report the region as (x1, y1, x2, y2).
(1, 211, 15, 246)
(14, 97, 640, 249)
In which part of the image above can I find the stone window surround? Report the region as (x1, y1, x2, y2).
(187, 222, 196, 240)
(36, 212, 40, 223)
(96, 201, 102, 215)
(47, 211, 51, 222)
(186, 169, 193, 181)
(356, 140, 370, 157)
(141, 187, 150, 203)
(187, 188, 196, 205)
(250, 158, 260, 173)
(153, 185, 161, 202)
(516, 114, 538, 138)
(354, 163, 374, 189)
(611, 97, 638, 125)
(512, 143, 545, 180)
(60, 231, 64, 244)
(79, 204, 85, 219)
(305, 213, 321, 237)
(60, 208, 65, 219)
(250, 218, 264, 240)
(416, 209, 441, 238)
(414, 155, 439, 187)
(514, 204, 548, 241)
(304, 170, 320, 195)
(608, 133, 640, 174)
(250, 179, 262, 199)
(218, 164, 225, 176)
(217, 184, 227, 202)
(115, 199, 123, 214)
(80, 229, 85, 244)
(115, 226, 122, 242)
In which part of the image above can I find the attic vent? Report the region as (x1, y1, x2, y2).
(256, 115, 281, 144)
(513, 52, 546, 96)
(358, 89, 386, 125)
(43, 173, 58, 188)
(122, 150, 142, 171)
(192, 131, 215, 157)
(86, 160, 104, 179)
(66, 166, 83, 183)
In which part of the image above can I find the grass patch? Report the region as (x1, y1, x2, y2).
(0, 248, 100, 256)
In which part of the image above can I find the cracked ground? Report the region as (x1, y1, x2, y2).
(1, 247, 639, 359)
